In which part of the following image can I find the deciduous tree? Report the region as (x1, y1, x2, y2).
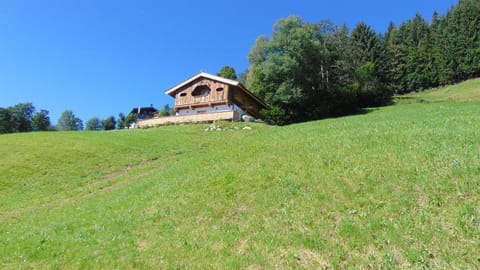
(125, 113, 136, 128)
(217, 66, 238, 80)
(101, 116, 116, 130)
(0, 108, 13, 134)
(246, 16, 359, 124)
(158, 104, 172, 117)
(9, 103, 35, 132)
(57, 110, 83, 131)
(31, 109, 51, 131)
(85, 117, 102, 131)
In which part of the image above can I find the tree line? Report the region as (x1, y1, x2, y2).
(0, 103, 51, 134)
(0, 103, 176, 134)
(245, 0, 480, 124)
(0, 103, 90, 133)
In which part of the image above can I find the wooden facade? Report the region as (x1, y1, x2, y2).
(173, 77, 231, 111)
(136, 72, 269, 127)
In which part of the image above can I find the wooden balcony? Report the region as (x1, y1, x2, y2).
(174, 99, 229, 110)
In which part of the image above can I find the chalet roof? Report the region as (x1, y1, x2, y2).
(165, 72, 269, 109)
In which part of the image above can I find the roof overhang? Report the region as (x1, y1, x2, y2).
(165, 72, 239, 96)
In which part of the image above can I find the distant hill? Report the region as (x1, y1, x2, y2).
(0, 79, 479, 269)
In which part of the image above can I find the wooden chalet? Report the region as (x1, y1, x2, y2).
(136, 72, 269, 127)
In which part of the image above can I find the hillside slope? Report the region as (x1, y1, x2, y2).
(1, 81, 479, 269)
(395, 77, 480, 104)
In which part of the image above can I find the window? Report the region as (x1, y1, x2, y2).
(180, 93, 187, 97)
(216, 87, 224, 92)
(192, 85, 211, 97)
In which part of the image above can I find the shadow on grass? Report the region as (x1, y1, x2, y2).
(357, 107, 379, 114)
(286, 107, 381, 126)
(394, 96, 429, 105)
(286, 100, 395, 126)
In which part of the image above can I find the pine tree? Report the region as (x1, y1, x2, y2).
(117, 113, 126, 129)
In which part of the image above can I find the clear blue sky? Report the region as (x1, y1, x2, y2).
(0, 0, 457, 124)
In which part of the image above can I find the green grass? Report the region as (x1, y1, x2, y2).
(1, 80, 479, 269)
(395, 77, 480, 104)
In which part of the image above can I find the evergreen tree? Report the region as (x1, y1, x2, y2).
(328, 24, 362, 114)
(437, 0, 480, 83)
(385, 14, 435, 93)
(351, 22, 381, 65)
(117, 113, 126, 129)
(385, 23, 409, 93)
(350, 22, 389, 106)
(404, 14, 435, 91)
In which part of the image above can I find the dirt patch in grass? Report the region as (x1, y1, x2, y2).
(294, 248, 331, 269)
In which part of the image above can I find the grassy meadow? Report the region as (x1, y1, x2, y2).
(395, 78, 480, 104)
(1, 80, 479, 269)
